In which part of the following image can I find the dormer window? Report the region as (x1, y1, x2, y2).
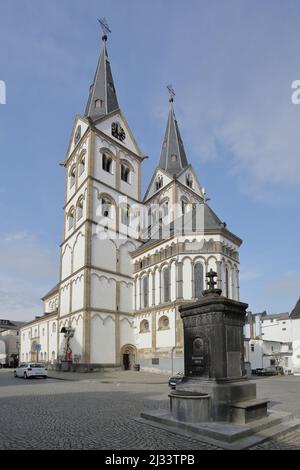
(186, 174, 193, 188)
(95, 99, 103, 108)
(155, 176, 163, 190)
(102, 154, 112, 173)
(121, 163, 130, 183)
(171, 154, 177, 162)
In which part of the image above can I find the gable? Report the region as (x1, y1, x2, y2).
(144, 167, 173, 202)
(177, 165, 204, 197)
(65, 115, 90, 162)
(95, 111, 141, 156)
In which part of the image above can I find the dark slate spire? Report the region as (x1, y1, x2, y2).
(159, 97, 188, 176)
(291, 297, 300, 319)
(85, 33, 119, 121)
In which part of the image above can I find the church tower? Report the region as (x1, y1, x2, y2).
(58, 28, 144, 368)
(144, 93, 205, 229)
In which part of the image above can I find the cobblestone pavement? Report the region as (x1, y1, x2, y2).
(1, 369, 300, 450)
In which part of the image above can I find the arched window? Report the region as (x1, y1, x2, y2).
(69, 165, 76, 188)
(121, 163, 130, 183)
(100, 196, 113, 218)
(186, 173, 193, 188)
(102, 153, 113, 173)
(158, 315, 169, 330)
(68, 207, 75, 230)
(78, 153, 85, 176)
(140, 319, 150, 333)
(160, 200, 169, 218)
(77, 197, 84, 221)
(52, 323, 56, 334)
(194, 263, 204, 298)
(162, 267, 170, 303)
(120, 205, 130, 226)
(142, 276, 149, 308)
(155, 176, 163, 190)
(181, 197, 189, 215)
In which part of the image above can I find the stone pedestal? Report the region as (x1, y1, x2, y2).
(61, 360, 72, 372)
(138, 272, 300, 448)
(173, 292, 268, 423)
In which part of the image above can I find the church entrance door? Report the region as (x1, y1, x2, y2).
(123, 354, 130, 370)
(120, 344, 137, 371)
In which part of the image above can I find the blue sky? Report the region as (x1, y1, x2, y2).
(0, 0, 300, 320)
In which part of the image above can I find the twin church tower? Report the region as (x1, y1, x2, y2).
(20, 28, 242, 373)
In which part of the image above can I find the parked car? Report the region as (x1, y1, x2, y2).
(168, 372, 183, 389)
(14, 363, 48, 379)
(256, 367, 277, 376)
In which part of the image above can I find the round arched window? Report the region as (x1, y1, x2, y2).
(158, 315, 169, 330)
(140, 319, 150, 333)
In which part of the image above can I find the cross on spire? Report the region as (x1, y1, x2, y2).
(84, 19, 119, 121)
(98, 17, 111, 41)
(167, 84, 175, 103)
(158, 86, 188, 176)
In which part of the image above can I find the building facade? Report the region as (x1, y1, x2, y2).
(244, 303, 300, 374)
(0, 319, 24, 367)
(20, 31, 242, 373)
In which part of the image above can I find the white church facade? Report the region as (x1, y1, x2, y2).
(20, 31, 242, 374)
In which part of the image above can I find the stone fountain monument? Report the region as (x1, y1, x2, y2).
(139, 271, 300, 449)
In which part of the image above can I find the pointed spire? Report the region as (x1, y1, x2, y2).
(85, 27, 119, 121)
(159, 89, 188, 176)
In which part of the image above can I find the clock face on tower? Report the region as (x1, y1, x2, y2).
(111, 121, 126, 142)
(74, 125, 81, 146)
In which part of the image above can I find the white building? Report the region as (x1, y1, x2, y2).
(244, 303, 300, 374)
(290, 298, 300, 374)
(0, 319, 24, 367)
(244, 339, 292, 372)
(20, 30, 242, 373)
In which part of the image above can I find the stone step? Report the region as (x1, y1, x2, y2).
(231, 398, 269, 424)
(136, 411, 300, 450)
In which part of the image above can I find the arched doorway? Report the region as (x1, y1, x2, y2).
(120, 344, 137, 370)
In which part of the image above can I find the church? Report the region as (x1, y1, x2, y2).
(20, 29, 242, 374)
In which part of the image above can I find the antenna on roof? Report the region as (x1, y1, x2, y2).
(98, 17, 111, 41)
(167, 84, 175, 103)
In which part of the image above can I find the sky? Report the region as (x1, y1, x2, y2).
(0, 0, 300, 321)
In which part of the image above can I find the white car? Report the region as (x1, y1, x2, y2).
(14, 363, 48, 379)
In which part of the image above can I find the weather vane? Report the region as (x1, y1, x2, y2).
(98, 17, 112, 40)
(167, 84, 175, 103)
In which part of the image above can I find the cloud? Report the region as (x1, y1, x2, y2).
(0, 232, 59, 321)
(150, 3, 300, 201)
